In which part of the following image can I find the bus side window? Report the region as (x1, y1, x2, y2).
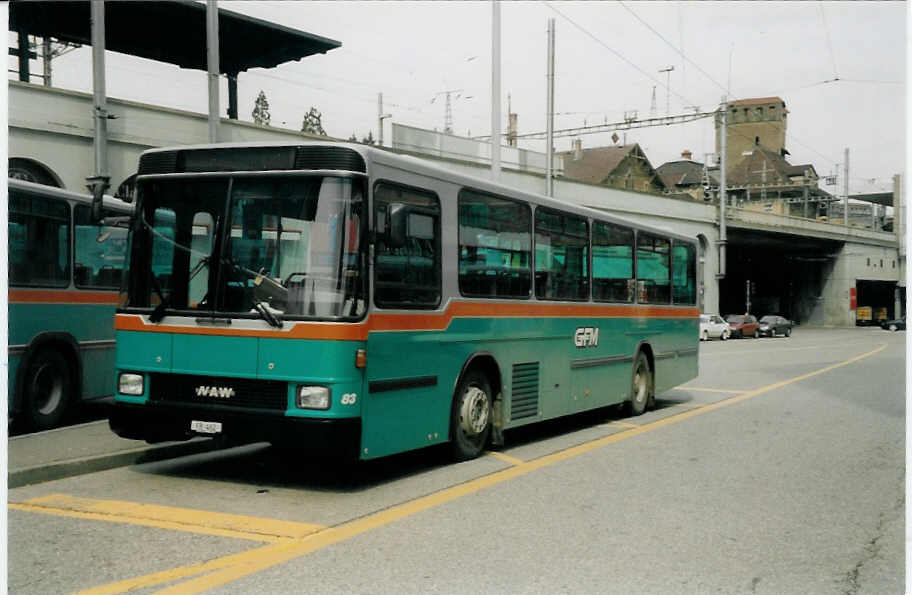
(74, 205, 128, 289)
(534, 207, 588, 301)
(457, 189, 531, 299)
(592, 221, 634, 303)
(373, 182, 441, 309)
(672, 241, 697, 305)
(9, 190, 70, 287)
(636, 232, 670, 304)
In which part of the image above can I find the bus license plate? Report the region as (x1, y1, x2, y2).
(190, 420, 222, 434)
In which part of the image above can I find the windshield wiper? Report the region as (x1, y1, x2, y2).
(253, 300, 283, 328)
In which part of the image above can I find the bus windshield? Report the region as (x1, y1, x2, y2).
(127, 175, 366, 321)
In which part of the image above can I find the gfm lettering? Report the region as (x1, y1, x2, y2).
(574, 327, 599, 348)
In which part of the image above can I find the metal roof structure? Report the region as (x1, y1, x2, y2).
(9, 1, 341, 74)
(851, 192, 894, 207)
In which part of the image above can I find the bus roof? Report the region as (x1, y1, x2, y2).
(8, 178, 133, 213)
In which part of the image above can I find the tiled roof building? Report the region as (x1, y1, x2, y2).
(557, 141, 666, 194)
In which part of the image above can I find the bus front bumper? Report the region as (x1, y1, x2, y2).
(109, 402, 362, 459)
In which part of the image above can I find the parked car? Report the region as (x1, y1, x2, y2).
(880, 316, 905, 331)
(725, 314, 760, 338)
(758, 315, 792, 337)
(700, 314, 731, 341)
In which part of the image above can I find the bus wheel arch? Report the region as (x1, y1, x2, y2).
(626, 343, 655, 416)
(450, 353, 501, 459)
(15, 333, 81, 431)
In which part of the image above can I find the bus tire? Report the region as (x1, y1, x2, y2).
(22, 349, 72, 431)
(625, 352, 652, 417)
(450, 369, 492, 461)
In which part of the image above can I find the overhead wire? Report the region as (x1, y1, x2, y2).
(818, 4, 840, 81)
(554, 1, 886, 176)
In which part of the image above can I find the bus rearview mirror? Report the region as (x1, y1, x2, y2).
(388, 203, 407, 248)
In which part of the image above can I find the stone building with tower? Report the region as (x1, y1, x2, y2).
(712, 96, 833, 218)
(715, 97, 788, 169)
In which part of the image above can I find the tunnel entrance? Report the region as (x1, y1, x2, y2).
(719, 229, 843, 324)
(855, 280, 899, 325)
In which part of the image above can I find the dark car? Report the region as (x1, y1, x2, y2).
(758, 315, 792, 337)
(724, 314, 760, 338)
(880, 316, 905, 331)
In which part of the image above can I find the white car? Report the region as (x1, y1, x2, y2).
(700, 314, 731, 341)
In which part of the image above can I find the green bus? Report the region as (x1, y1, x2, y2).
(8, 179, 132, 431)
(109, 143, 698, 460)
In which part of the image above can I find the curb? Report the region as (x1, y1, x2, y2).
(9, 437, 225, 489)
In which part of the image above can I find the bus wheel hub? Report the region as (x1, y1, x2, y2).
(460, 387, 489, 435)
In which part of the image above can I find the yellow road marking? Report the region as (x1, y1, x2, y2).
(11, 494, 323, 543)
(77, 343, 888, 595)
(485, 451, 525, 466)
(673, 387, 748, 394)
(71, 542, 299, 595)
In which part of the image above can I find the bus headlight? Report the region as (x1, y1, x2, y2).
(296, 386, 330, 410)
(118, 373, 145, 396)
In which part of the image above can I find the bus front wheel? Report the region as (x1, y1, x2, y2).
(626, 353, 653, 417)
(23, 350, 72, 431)
(450, 369, 492, 461)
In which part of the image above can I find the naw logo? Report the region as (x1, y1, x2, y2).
(574, 327, 599, 348)
(195, 385, 235, 399)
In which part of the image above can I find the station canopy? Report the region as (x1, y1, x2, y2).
(9, 1, 341, 73)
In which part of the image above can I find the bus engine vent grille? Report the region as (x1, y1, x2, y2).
(138, 151, 178, 175)
(510, 362, 540, 420)
(294, 146, 366, 172)
(148, 373, 287, 410)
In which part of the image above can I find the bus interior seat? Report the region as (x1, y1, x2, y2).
(74, 264, 91, 286)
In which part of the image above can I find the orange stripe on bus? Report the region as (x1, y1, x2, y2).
(114, 302, 698, 341)
(9, 289, 119, 305)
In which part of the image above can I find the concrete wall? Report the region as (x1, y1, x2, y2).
(818, 243, 903, 326)
(8, 81, 326, 192)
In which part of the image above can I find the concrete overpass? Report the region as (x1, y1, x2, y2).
(7, 81, 904, 326)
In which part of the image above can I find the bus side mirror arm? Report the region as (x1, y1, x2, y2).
(90, 183, 106, 223)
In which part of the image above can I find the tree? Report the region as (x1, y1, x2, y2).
(252, 90, 271, 126)
(300, 107, 326, 136)
(360, 131, 375, 146)
(348, 133, 358, 142)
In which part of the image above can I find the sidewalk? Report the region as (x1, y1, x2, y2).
(8, 419, 223, 489)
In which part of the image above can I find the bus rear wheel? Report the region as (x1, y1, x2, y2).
(450, 369, 492, 461)
(625, 353, 653, 416)
(23, 350, 72, 431)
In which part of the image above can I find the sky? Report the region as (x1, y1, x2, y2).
(29, 1, 908, 194)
